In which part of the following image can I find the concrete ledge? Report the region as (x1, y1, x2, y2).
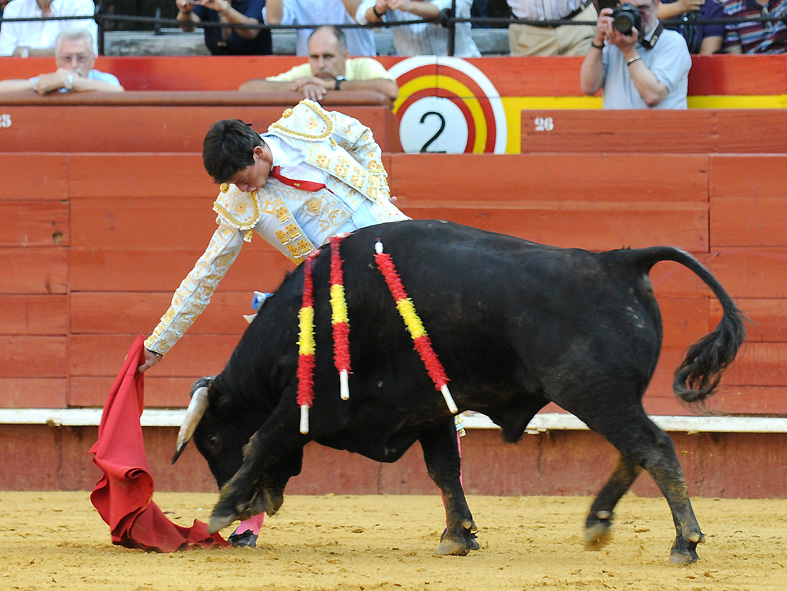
(103, 27, 510, 57)
(3, 408, 787, 433)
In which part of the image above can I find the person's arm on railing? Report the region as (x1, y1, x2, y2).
(359, 0, 441, 24)
(176, 0, 200, 32)
(265, 0, 284, 24)
(657, 0, 703, 20)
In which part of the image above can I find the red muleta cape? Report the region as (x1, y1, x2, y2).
(89, 335, 229, 552)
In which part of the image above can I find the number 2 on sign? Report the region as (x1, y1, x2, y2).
(534, 117, 554, 132)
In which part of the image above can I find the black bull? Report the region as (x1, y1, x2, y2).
(173, 220, 745, 564)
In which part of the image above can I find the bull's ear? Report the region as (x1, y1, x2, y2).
(171, 385, 210, 464)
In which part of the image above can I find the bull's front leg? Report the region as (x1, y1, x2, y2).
(420, 418, 479, 556)
(209, 407, 306, 533)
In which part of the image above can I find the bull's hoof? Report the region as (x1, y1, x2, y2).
(436, 528, 479, 556)
(208, 512, 238, 534)
(669, 533, 704, 565)
(228, 530, 258, 549)
(584, 511, 614, 551)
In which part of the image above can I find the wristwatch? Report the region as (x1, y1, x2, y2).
(334, 76, 345, 90)
(63, 73, 74, 91)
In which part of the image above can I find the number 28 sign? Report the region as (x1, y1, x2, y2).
(389, 57, 507, 155)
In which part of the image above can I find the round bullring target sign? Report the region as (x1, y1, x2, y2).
(389, 57, 507, 154)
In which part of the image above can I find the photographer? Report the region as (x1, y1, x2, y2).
(579, 0, 691, 109)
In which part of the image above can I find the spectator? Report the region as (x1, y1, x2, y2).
(356, 0, 481, 57)
(0, 28, 123, 94)
(0, 0, 98, 57)
(264, 0, 376, 56)
(579, 0, 691, 108)
(721, 0, 787, 53)
(506, 0, 598, 56)
(659, 0, 724, 54)
(175, 0, 272, 55)
(239, 25, 399, 102)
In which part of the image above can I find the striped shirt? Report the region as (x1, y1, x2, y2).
(357, 0, 480, 57)
(722, 0, 787, 53)
(506, 0, 588, 20)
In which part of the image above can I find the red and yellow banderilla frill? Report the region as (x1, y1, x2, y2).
(296, 254, 318, 434)
(330, 235, 351, 400)
(373, 240, 458, 414)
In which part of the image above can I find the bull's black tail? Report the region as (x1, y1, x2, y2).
(630, 246, 746, 403)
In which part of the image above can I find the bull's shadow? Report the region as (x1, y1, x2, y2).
(172, 219, 745, 564)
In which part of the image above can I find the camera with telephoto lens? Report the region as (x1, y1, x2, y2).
(610, 3, 642, 36)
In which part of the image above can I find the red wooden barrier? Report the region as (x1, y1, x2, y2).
(1, 55, 785, 96)
(2, 148, 785, 418)
(0, 91, 402, 153)
(521, 110, 787, 154)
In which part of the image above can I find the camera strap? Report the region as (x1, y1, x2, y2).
(639, 22, 664, 50)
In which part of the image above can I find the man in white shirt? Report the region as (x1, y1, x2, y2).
(0, 0, 98, 56)
(264, 0, 376, 56)
(356, 0, 481, 57)
(506, 0, 598, 56)
(239, 25, 398, 102)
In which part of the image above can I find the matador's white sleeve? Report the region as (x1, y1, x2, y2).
(144, 223, 244, 356)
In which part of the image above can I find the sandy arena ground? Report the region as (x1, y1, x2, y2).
(0, 491, 785, 591)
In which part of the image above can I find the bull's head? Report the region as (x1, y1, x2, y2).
(172, 376, 267, 491)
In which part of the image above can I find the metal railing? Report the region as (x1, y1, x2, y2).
(1, 6, 785, 57)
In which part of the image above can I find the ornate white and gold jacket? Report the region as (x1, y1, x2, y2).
(145, 99, 407, 356)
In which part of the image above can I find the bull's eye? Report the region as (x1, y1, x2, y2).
(206, 435, 221, 453)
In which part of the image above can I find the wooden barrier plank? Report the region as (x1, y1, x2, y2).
(0, 201, 69, 247)
(687, 54, 787, 96)
(711, 298, 787, 343)
(0, 378, 66, 408)
(0, 248, 67, 294)
(719, 342, 787, 387)
(0, 336, 66, 377)
(0, 155, 69, 200)
(70, 197, 218, 249)
(521, 110, 787, 154)
(69, 335, 238, 377)
(0, 295, 67, 335)
(70, 292, 253, 336)
(709, 155, 787, 198)
(401, 205, 708, 251)
(522, 110, 714, 154)
(0, 99, 400, 153)
(389, 153, 709, 203)
(711, 196, 787, 248)
(3, 55, 785, 97)
(707, 386, 787, 415)
(707, 249, 787, 299)
(68, 154, 213, 199)
(70, 376, 198, 408)
(68, 246, 292, 292)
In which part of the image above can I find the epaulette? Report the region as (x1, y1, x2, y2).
(213, 184, 261, 242)
(268, 99, 334, 143)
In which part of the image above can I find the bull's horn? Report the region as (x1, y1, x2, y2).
(171, 386, 209, 464)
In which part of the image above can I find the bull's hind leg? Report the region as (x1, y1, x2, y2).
(584, 454, 642, 550)
(583, 409, 704, 564)
(420, 419, 478, 556)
